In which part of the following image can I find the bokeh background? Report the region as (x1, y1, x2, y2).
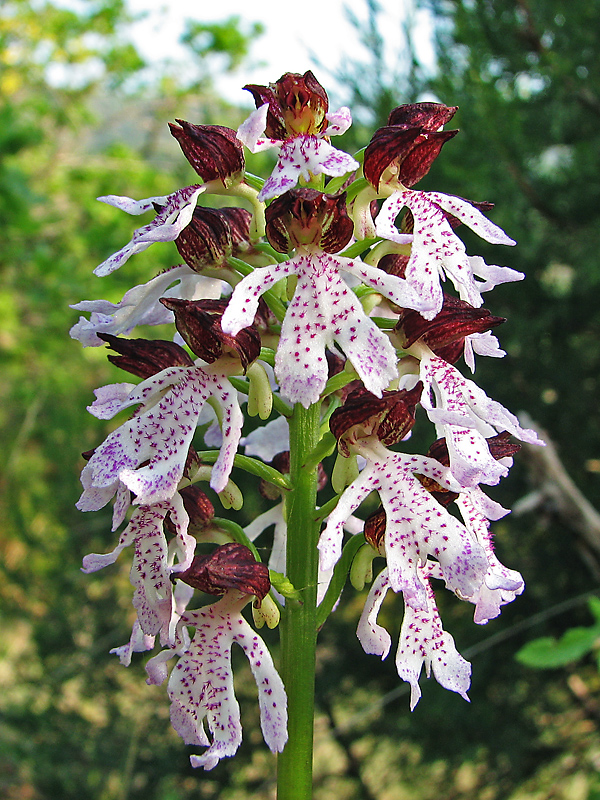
(2, 0, 600, 797)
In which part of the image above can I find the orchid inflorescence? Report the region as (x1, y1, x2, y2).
(71, 70, 543, 773)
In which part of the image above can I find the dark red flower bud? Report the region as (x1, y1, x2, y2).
(169, 121, 244, 186)
(397, 295, 505, 363)
(159, 298, 260, 371)
(174, 542, 270, 600)
(379, 253, 410, 279)
(387, 103, 458, 130)
(265, 188, 353, 253)
(98, 334, 194, 378)
(165, 484, 214, 537)
(329, 385, 422, 456)
(245, 70, 329, 138)
(364, 103, 458, 190)
(175, 206, 252, 271)
(364, 506, 386, 552)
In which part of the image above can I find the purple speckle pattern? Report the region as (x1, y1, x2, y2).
(236, 102, 359, 202)
(77, 364, 244, 510)
(94, 185, 204, 277)
(166, 593, 287, 770)
(82, 494, 193, 647)
(419, 351, 544, 487)
(358, 566, 471, 710)
(224, 251, 417, 408)
(319, 441, 489, 607)
(259, 137, 359, 202)
(376, 189, 516, 320)
(455, 493, 524, 624)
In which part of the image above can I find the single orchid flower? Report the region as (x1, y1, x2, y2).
(319, 436, 490, 608)
(95, 185, 206, 276)
(81, 494, 194, 647)
(146, 544, 287, 770)
(411, 345, 544, 487)
(359, 103, 522, 318)
(221, 189, 428, 407)
(77, 362, 244, 507)
(70, 265, 224, 347)
(237, 71, 359, 200)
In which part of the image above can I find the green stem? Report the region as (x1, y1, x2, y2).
(277, 402, 321, 800)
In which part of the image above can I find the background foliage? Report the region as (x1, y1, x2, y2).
(2, 0, 600, 798)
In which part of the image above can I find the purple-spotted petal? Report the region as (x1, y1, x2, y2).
(70, 266, 224, 347)
(79, 365, 244, 508)
(221, 261, 296, 335)
(376, 190, 516, 319)
(236, 103, 281, 153)
(168, 593, 287, 770)
(419, 351, 544, 487)
(396, 568, 471, 710)
(95, 185, 205, 276)
(356, 569, 393, 659)
(455, 493, 524, 624)
(259, 137, 359, 201)
(324, 106, 353, 136)
(319, 441, 487, 606)
(274, 253, 398, 407)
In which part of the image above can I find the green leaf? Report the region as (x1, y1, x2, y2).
(516, 625, 600, 669)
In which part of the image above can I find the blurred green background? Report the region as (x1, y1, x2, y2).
(2, 0, 600, 797)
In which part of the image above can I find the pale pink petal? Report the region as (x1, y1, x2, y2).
(241, 416, 290, 461)
(420, 352, 544, 487)
(221, 261, 296, 335)
(110, 620, 156, 667)
(274, 253, 398, 407)
(86, 382, 135, 419)
(259, 137, 358, 201)
(468, 255, 525, 293)
(396, 574, 471, 710)
(168, 594, 287, 770)
(428, 192, 516, 246)
(464, 331, 506, 373)
(455, 494, 524, 624)
(236, 104, 281, 153)
(324, 106, 353, 136)
(94, 185, 205, 277)
(356, 569, 393, 659)
(98, 193, 171, 215)
(70, 266, 223, 347)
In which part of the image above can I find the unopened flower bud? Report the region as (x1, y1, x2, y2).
(169, 120, 245, 186)
(364, 102, 458, 191)
(98, 333, 194, 378)
(330, 385, 422, 456)
(175, 206, 252, 271)
(252, 593, 280, 629)
(349, 542, 377, 591)
(159, 298, 261, 371)
(174, 542, 270, 600)
(247, 362, 273, 420)
(397, 294, 505, 361)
